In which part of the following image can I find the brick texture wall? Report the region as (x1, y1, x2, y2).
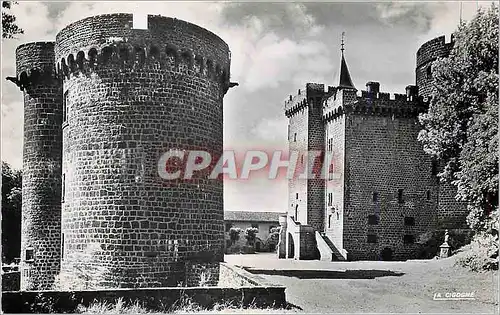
(306, 84, 325, 232)
(324, 93, 346, 249)
(15, 42, 63, 290)
(54, 14, 231, 288)
(343, 93, 438, 260)
(285, 88, 308, 224)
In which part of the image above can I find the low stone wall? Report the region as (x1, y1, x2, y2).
(218, 263, 275, 287)
(2, 264, 286, 313)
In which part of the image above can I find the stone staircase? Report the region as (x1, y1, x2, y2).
(315, 231, 347, 261)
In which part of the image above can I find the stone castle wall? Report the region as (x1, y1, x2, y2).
(285, 88, 308, 225)
(343, 104, 439, 260)
(16, 42, 63, 290)
(56, 14, 230, 288)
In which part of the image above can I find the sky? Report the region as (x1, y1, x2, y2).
(0, 1, 488, 212)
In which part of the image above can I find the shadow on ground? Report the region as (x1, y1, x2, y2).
(243, 268, 405, 279)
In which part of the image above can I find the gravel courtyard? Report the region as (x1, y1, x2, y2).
(224, 253, 498, 313)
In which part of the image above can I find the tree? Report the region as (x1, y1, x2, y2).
(244, 227, 258, 246)
(1, 161, 22, 263)
(2, 1, 23, 39)
(418, 4, 498, 234)
(228, 227, 242, 245)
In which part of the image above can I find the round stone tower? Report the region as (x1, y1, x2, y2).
(55, 14, 232, 288)
(415, 35, 469, 229)
(15, 42, 63, 290)
(415, 35, 454, 98)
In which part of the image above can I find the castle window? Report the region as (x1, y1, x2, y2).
(328, 138, 333, 151)
(337, 212, 340, 220)
(296, 193, 298, 200)
(25, 248, 34, 262)
(225, 222, 233, 232)
(328, 214, 332, 228)
(431, 159, 438, 176)
(403, 235, 415, 244)
(62, 173, 65, 203)
(426, 190, 431, 201)
(328, 192, 333, 206)
(295, 205, 298, 220)
(63, 90, 68, 122)
(367, 234, 377, 243)
(404, 217, 415, 226)
(61, 233, 65, 260)
(372, 192, 379, 202)
(294, 133, 297, 142)
(288, 125, 290, 140)
(368, 214, 379, 225)
(426, 65, 432, 79)
(397, 189, 404, 204)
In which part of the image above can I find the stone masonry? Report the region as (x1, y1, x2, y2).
(280, 35, 469, 261)
(16, 42, 63, 290)
(11, 13, 235, 290)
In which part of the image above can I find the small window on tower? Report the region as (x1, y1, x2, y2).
(296, 193, 299, 199)
(61, 233, 65, 260)
(404, 235, 415, 244)
(372, 192, 379, 202)
(63, 90, 68, 122)
(25, 248, 34, 262)
(367, 234, 377, 243)
(294, 133, 297, 142)
(426, 65, 432, 79)
(368, 214, 379, 225)
(404, 217, 415, 226)
(431, 159, 438, 176)
(62, 173, 65, 203)
(328, 214, 332, 228)
(398, 189, 404, 204)
(426, 190, 431, 201)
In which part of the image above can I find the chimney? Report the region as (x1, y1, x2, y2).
(366, 81, 380, 94)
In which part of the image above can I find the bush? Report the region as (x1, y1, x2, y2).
(455, 233, 499, 271)
(53, 243, 111, 290)
(416, 229, 473, 259)
(228, 227, 242, 245)
(244, 227, 259, 246)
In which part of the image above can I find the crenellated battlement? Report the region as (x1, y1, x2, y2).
(55, 42, 230, 86)
(12, 42, 59, 91)
(323, 82, 428, 122)
(416, 34, 454, 68)
(284, 83, 325, 118)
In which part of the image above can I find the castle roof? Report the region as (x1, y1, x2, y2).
(224, 211, 285, 223)
(338, 53, 356, 90)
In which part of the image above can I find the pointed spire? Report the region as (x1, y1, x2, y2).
(337, 31, 356, 90)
